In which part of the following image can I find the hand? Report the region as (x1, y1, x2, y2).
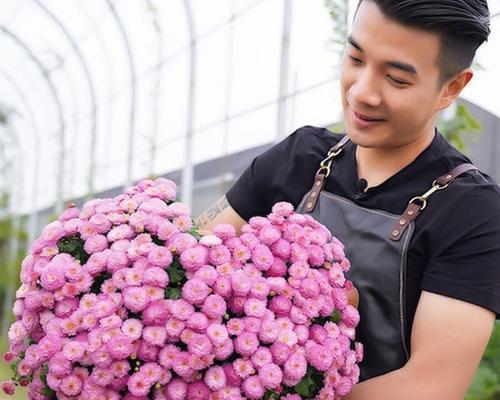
(347, 285, 360, 308)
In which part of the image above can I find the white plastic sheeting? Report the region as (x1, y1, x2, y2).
(0, 0, 498, 216)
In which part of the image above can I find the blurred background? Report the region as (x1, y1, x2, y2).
(0, 0, 498, 398)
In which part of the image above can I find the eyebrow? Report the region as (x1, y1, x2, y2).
(347, 35, 418, 76)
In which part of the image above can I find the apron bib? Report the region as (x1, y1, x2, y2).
(296, 135, 478, 381)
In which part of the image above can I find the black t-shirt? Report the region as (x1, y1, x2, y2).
(226, 125, 500, 338)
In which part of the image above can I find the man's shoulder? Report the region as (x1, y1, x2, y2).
(291, 125, 345, 146)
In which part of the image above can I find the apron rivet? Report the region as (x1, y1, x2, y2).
(392, 230, 399, 236)
(399, 219, 406, 225)
(408, 210, 415, 215)
(446, 174, 452, 179)
(316, 180, 321, 186)
(311, 192, 317, 198)
(307, 202, 313, 209)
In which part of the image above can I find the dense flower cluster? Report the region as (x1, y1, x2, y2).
(2, 178, 362, 399)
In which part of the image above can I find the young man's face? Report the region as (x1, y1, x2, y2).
(340, 0, 450, 149)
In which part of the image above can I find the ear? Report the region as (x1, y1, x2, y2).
(436, 68, 474, 111)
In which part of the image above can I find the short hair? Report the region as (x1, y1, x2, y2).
(356, 0, 491, 86)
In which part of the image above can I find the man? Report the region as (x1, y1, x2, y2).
(197, 0, 499, 398)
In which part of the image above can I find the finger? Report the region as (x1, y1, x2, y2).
(347, 286, 360, 308)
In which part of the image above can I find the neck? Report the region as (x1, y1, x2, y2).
(355, 128, 436, 190)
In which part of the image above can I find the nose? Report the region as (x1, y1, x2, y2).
(349, 70, 382, 108)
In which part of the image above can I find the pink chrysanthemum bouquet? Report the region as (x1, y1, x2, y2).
(2, 178, 362, 399)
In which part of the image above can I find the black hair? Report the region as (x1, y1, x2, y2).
(356, 0, 491, 86)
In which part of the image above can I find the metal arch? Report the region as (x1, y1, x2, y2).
(146, 0, 164, 177)
(33, 0, 99, 197)
(0, 26, 67, 215)
(181, 0, 196, 208)
(105, 0, 137, 189)
(0, 66, 41, 243)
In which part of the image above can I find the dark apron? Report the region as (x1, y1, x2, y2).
(296, 136, 478, 382)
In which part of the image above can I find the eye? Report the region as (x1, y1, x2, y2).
(387, 75, 409, 86)
(348, 55, 362, 64)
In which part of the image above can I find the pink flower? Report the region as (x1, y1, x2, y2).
(244, 298, 267, 318)
(62, 341, 85, 362)
(270, 295, 292, 317)
(258, 226, 281, 246)
(157, 221, 179, 241)
(143, 326, 167, 346)
(342, 304, 360, 328)
(251, 244, 274, 271)
(235, 332, 259, 357)
(209, 245, 232, 266)
(187, 334, 213, 356)
(206, 323, 229, 345)
(284, 353, 307, 380)
(142, 267, 169, 287)
(202, 294, 227, 319)
(214, 338, 234, 361)
(180, 245, 209, 271)
(231, 270, 251, 296)
(166, 378, 187, 400)
(212, 223, 236, 240)
(84, 234, 109, 254)
(147, 247, 173, 267)
(258, 363, 282, 389)
(1, 380, 15, 395)
(127, 372, 151, 397)
(121, 287, 149, 312)
(242, 375, 265, 399)
(250, 347, 273, 369)
(106, 334, 134, 359)
(181, 279, 210, 305)
(270, 341, 292, 365)
(187, 381, 211, 400)
(233, 358, 255, 379)
(186, 312, 209, 332)
(204, 365, 226, 391)
(40, 264, 66, 291)
(59, 374, 83, 396)
(300, 278, 320, 298)
(142, 300, 170, 326)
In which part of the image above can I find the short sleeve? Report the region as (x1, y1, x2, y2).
(226, 125, 341, 221)
(421, 188, 500, 319)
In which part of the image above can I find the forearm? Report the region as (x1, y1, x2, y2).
(342, 366, 459, 400)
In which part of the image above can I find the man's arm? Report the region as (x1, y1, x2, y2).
(343, 290, 495, 400)
(195, 195, 247, 234)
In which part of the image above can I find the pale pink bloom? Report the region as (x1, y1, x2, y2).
(181, 279, 210, 304)
(107, 225, 134, 242)
(206, 323, 229, 345)
(199, 234, 222, 247)
(187, 334, 213, 357)
(186, 312, 209, 332)
(213, 275, 232, 298)
(84, 234, 109, 254)
(270, 341, 292, 365)
(142, 300, 170, 326)
(158, 344, 179, 369)
(142, 266, 169, 287)
(110, 360, 131, 378)
(62, 341, 85, 362)
(127, 372, 151, 397)
(235, 332, 259, 357)
(147, 247, 173, 267)
(166, 377, 188, 400)
(143, 326, 167, 346)
(213, 338, 234, 360)
(233, 358, 255, 379)
(277, 329, 298, 347)
(59, 374, 83, 396)
(123, 287, 149, 312)
(284, 353, 307, 380)
(202, 294, 227, 319)
(180, 245, 209, 271)
(342, 304, 361, 328)
(242, 375, 265, 400)
(209, 245, 232, 266)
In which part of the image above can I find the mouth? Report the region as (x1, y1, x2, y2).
(353, 111, 385, 122)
